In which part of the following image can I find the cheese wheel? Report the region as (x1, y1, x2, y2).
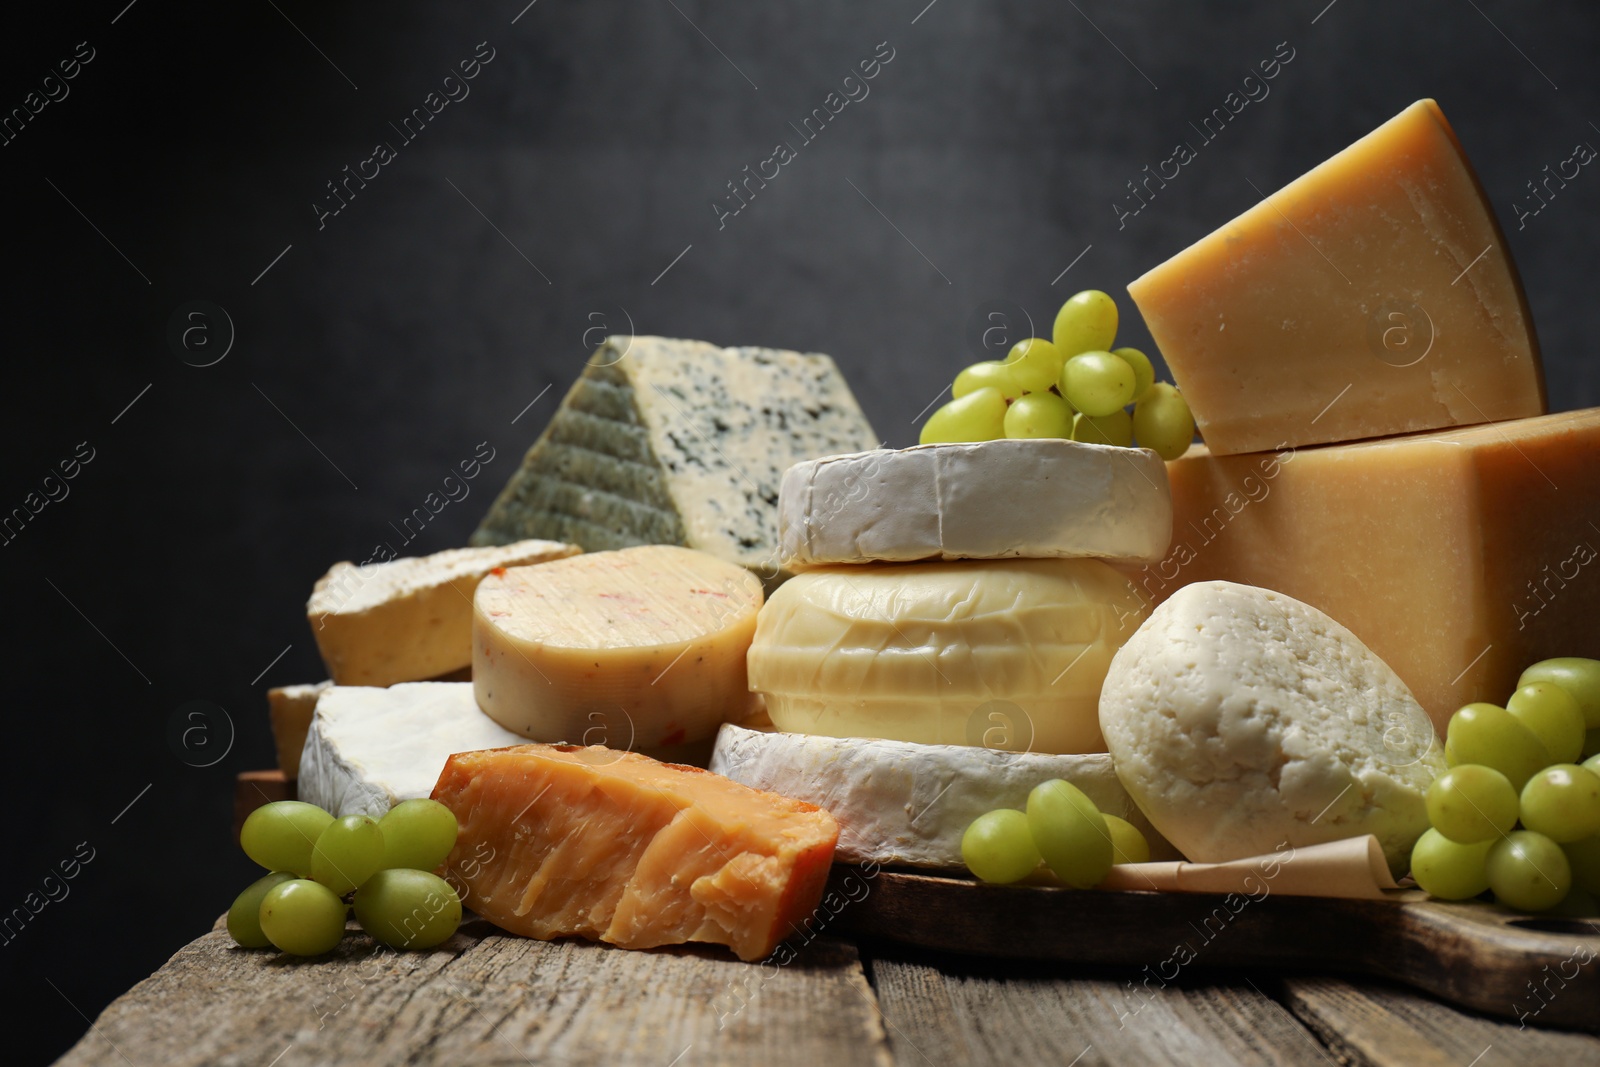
(473, 545, 763, 750)
(747, 557, 1147, 754)
(778, 439, 1172, 567)
(709, 724, 1180, 868)
(1098, 581, 1445, 874)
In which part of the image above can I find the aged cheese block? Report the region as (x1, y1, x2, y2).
(708, 723, 1179, 867)
(267, 681, 330, 778)
(473, 545, 764, 751)
(1128, 99, 1543, 455)
(1099, 581, 1445, 874)
(778, 439, 1172, 567)
(432, 744, 838, 961)
(470, 336, 879, 588)
(1126, 409, 1600, 733)
(298, 683, 525, 818)
(747, 558, 1147, 754)
(308, 539, 580, 687)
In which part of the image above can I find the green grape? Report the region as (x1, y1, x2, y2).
(1003, 337, 1066, 394)
(1444, 703, 1550, 790)
(1052, 290, 1118, 357)
(1519, 658, 1600, 729)
(1026, 779, 1112, 889)
(310, 814, 386, 895)
(1071, 409, 1134, 448)
(1409, 828, 1492, 900)
(1425, 764, 1519, 844)
(920, 387, 1007, 445)
(1585, 729, 1600, 761)
(961, 809, 1042, 884)
(1104, 815, 1150, 865)
(354, 869, 463, 950)
(953, 361, 1024, 400)
(1587, 751, 1600, 776)
(240, 801, 335, 876)
(379, 799, 460, 872)
(1111, 347, 1156, 402)
(226, 871, 296, 948)
(259, 879, 349, 956)
(1519, 764, 1600, 843)
(1004, 392, 1075, 439)
(1132, 383, 1196, 461)
(1564, 835, 1600, 894)
(1486, 830, 1572, 912)
(1507, 681, 1587, 764)
(1060, 352, 1136, 417)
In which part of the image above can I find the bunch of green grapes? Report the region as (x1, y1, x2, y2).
(1411, 657, 1600, 913)
(226, 798, 464, 956)
(921, 290, 1197, 460)
(960, 779, 1150, 887)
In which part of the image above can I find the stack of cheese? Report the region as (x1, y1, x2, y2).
(713, 436, 1184, 866)
(1121, 98, 1600, 736)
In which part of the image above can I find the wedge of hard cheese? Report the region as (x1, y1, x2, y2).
(432, 744, 838, 962)
(710, 724, 1179, 867)
(267, 681, 330, 778)
(308, 538, 579, 687)
(1130, 408, 1600, 732)
(1128, 99, 1543, 455)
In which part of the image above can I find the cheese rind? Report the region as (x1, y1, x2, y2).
(473, 545, 764, 751)
(747, 558, 1146, 754)
(307, 539, 579, 687)
(267, 681, 331, 778)
(432, 744, 838, 961)
(471, 336, 880, 585)
(778, 439, 1173, 567)
(1098, 582, 1445, 874)
(1131, 409, 1600, 732)
(1128, 99, 1543, 455)
(298, 682, 526, 818)
(709, 724, 1179, 867)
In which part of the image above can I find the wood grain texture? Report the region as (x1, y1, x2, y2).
(864, 950, 1337, 1067)
(829, 868, 1600, 1030)
(1282, 976, 1600, 1067)
(54, 922, 892, 1067)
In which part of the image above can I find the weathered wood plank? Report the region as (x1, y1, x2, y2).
(55, 922, 893, 1067)
(864, 948, 1337, 1067)
(1282, 976, 1600, 1067)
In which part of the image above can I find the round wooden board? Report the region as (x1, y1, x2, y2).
(824, 866, 1600, 1031)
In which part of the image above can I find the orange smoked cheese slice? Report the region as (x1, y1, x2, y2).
(431, 744, 839, 961)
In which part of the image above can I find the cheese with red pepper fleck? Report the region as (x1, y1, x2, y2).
(472, 545, 764, 752)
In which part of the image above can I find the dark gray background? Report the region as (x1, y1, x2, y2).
(5, 1, 1597, 1061)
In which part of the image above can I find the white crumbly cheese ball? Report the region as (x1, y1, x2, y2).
(1098, 581, 1444, 873)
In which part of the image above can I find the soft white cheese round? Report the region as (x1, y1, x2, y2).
(777, 439, 1173, 567)
(748, 557, 1147, 754)
(1098, 581, 1445, 873)
(709, 724, 1180, 868)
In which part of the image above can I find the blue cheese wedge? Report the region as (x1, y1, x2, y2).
(298, 682, 525, 817)
(708, 723, 1178, 868)
(471, 336, 879, 586)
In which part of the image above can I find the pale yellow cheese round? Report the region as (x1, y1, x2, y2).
(473, 545, 763, 751)
(747, 558, 1147, 754)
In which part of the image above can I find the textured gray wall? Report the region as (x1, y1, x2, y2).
(5, 2, 1598, 1060)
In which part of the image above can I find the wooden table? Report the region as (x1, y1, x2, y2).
(55, 913, 1600, 1066)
